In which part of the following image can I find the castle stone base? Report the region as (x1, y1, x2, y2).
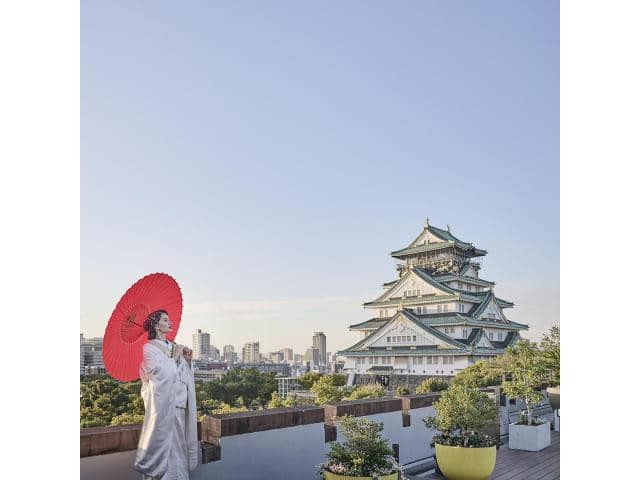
(352, 374, 453, 392)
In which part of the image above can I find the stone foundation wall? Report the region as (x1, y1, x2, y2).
(353, 374, 453, 392)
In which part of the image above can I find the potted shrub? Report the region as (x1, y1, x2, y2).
(319, 416, 400, 480)
(502, 340, 551, 451)
(424, 384, 498, 480)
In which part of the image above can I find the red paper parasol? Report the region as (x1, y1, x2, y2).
(103, 273, 183, 382)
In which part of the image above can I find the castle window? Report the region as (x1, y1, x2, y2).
(443, 304, 449, 312)
(413, 335, 417, 341)
(433, 356, 439, 364)
(437, 305, 442, 313)
(387, 337, 391, 343)
(426, 357, 432, 364)
(489, 332, 494, 340)
(458, 304, 464, 313)
(462, 329, 468, 337)
(498, 332, 503, 340)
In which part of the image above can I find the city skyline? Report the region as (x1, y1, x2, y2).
(81, 1, 559, 354)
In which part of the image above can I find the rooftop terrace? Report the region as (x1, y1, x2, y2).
(80, 388, 559, 480)
(411, 431, 560, 479)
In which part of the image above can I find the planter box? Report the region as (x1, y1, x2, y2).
(435, 444, 496, 480)
(508, 422, 551, 451)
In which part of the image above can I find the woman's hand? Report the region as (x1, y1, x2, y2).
(183, 347, 193, 362)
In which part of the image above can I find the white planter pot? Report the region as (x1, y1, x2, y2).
(508, 422, 551, 451)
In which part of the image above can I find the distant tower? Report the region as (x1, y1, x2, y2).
(279, 347, 294, 362)
(223, 345, 235, 363)
(80, 333, 85, 375)
(242, 341, 260, 363)
(312, 332, 327, 366)
(192, 329, 211, 360)
(82, 336, 105, 374)
(305, 347, 321, 370)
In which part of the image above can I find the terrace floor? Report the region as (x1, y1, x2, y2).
(409, 431, 560, 480)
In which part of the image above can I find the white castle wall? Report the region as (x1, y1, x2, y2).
(344, 354, 472, 376)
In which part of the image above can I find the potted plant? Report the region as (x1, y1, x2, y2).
(502, 340, 551, 451)
(319, 416, 400, 480)
(423, 384, 498, 480)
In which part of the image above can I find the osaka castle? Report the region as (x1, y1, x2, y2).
(338, 220, 528, 384)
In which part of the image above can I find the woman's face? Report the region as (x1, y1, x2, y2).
(156, 313, 172, 334)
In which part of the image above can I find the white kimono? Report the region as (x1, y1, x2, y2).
(133, 340, 199, 480)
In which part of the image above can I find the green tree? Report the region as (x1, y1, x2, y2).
(346, 384, 385, 400)
(311, 375, 344, 405)
(202, 368, 277, 408)
(415, 378, 449, 393)
(424, 384, 498, 447)
(452, 359, 505, 388)
(267, 391, 306, 408)
(501, 340, 546, 425)
(396, 386, 410, 396)
(110, 412, 145, 426)
(298, 371, 322, 389)
(540, 325, 560, 385)
(80, 376, 144, 427)
(328, 374, 347, 386)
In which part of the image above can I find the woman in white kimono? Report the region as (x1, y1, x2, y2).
(133, 310, 199, 480)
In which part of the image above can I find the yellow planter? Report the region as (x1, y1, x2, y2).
(323, 470, 399, 480)
(435, 444, 497, 480)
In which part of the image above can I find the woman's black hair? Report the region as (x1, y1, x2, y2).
(143, 310, 168, 340)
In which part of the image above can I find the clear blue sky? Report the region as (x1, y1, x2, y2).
(81, 0, 559, 355)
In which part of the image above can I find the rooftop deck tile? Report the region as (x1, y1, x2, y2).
(409, 431, 559, 480)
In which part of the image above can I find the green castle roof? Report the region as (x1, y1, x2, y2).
(349, 312, 528, 331)
(390, 224, 487, 258)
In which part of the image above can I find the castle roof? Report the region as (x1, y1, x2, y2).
(390, 224, 487, 259)
(349, 312, 528, 331)
(363, 267, 514, 308)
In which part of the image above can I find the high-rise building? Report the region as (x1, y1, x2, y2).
(312, 332, 327, 366)
(279, 347, 294, 362)
(193, 329, 211, 360)
(223, 345, 236, 363)
(80, 333, 85, 375)
(339, 219, 528, 379)
(294, 353, 304, 364)
(82, 336, 105, 374)
(242, 341, 260, 363)
(210, 346, 220, 361)
(304, 347, 320, 370)
(269, 351, 284, 363)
